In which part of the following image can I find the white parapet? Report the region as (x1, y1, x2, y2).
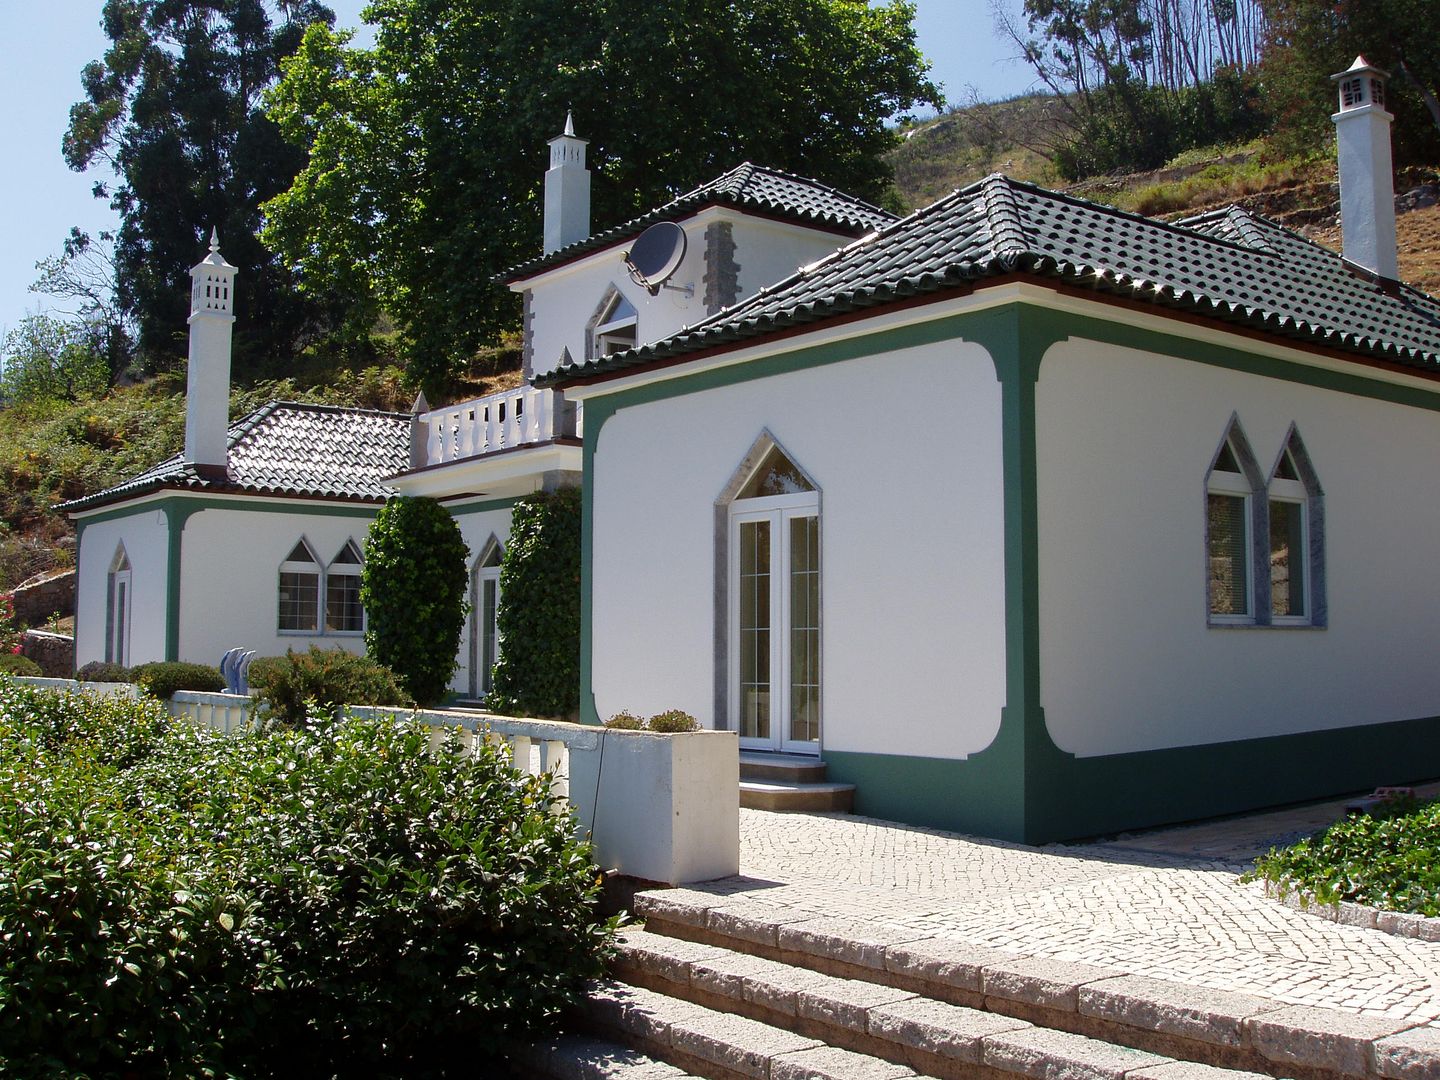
(419, 386, 577, 467)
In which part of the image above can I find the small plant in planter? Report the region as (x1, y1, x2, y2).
(646, 709, 699, 733)
(603, 710, 644, 730)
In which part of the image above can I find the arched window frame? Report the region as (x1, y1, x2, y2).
(278, 537, 322, 633)
(586, 284, 639, 359)
(1205, 417, 1265, 625)
(470, 535, 504, 699)
(105, 542, 132, 666)
(1266, 425, 1326, 627)
(325, 540, 366, 634)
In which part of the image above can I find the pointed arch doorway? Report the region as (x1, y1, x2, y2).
(469, 537, 503, 700)
(722, 434, 821, 755)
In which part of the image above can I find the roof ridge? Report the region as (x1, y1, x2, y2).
(980, 174, 1030, 259)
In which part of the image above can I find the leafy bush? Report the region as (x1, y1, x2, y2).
(603, 710, 644, 730)
(0, 654, 42, 677)
(361, 496, 468, 706)
(490, 486, 581, 718)
(0, 681, 615, 1076)
(248, 646, 408, 727)
(1245, 797, 1440, 915)
(647, 709, 699, 733)
(131, 660, 225, 699)
(76, 659, 133, 682)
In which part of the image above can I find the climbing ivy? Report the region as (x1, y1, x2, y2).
(490, 487, 581, 719)
(360, 497, 468, 706)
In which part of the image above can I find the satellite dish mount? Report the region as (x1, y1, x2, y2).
(624, 221, 692, 297)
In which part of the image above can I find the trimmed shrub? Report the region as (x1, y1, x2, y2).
(248, 647, 409, 727)
(76, 659, 133, 682)
(0, 653, 42, 677)
(130, 660, 225, 700)
(603, 710, 644, 730)
(0, 682, 615, 1076)
(491, 486, 581, 718)
(647, 709, 699, 733)
(361, 496, 468, 705)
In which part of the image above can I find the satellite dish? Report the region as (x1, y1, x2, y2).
(624, 221, 687, 295)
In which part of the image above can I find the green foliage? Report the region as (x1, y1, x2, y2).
(361, 497, 468, 706)
(490, 487, 581, 719)
(603, 711, 645, 730)
(63, 0, 344, 375)
(0, 595, 19, 655)
(131, 661, 226, 700)
(1245, 797, 1440, 915)
(262, 0, 942, 392)
(0, 654, 42, 677)
(1, 314, 110, 406)
(646, 709, 700, 733)
(0, 681, 615, 1076)
(248, 646, 408, 727)
(75, 659, 133, 683)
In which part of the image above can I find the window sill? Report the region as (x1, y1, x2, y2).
(1206, 619, 1326, 630)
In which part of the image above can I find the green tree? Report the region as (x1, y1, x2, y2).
(360, 496, 467, 706)
(1259, 0, 1440, 165)
(1, 315, 111, 407)
(64, 0, 340, 376)
(262, 0, 942, 392)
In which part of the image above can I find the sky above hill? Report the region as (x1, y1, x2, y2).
(0, 1, 1035, 343)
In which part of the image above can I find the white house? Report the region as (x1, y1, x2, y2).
(68, 63, 1440, 842)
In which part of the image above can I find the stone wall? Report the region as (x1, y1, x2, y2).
(21, 630, 75, 678)
(11, 569, 76, 624)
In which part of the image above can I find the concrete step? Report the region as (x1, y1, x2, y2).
(511, 1031, 701, 1078)
(739, 752, 831, 783)
(588, 965, 1267, 1080)
(633, 888, 1440, 1080)
(739, 778, 856, 813)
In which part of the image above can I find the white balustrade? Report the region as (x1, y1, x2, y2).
(418, 386, 577, 467)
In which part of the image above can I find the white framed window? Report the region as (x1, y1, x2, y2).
(1206, 426, 1260, 623)
(105, 543, 132, 666)
(279, 539, 322, 632)
(590, 289, 638, 357)
(1267, 427, 1324, 625)
(325, 540, 365, 634)
(471, 538, 503, 699)
(728, 442, 821, 754)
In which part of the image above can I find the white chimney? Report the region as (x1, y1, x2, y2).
(184, 229, 238, 475)
(1331, 56, 1399, 279)
(543, 112, 591, 255)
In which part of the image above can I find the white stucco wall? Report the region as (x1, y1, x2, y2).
(450, 505, 515, 696)
(1036, 336, 1440, 756)
(74, 504, 170, 667)
(588, 338, 1007, 761)
(177, 503, 378, 666)
(728, 216, 861, 302)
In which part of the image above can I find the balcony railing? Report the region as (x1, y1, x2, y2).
(413, 386, 579, 469)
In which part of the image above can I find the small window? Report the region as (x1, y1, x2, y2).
(1205, 426, 1260, 622)
(325, 540, 365, 633)
(1267, 428, 1323, 625)
(592, 291, 638, 357)
(279, 540, 321, 632)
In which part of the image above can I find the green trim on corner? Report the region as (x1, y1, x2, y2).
(445, 496, 522, 517)
(163, 502, 203, 662)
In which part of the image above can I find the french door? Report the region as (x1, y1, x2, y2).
(730, 494, 820, 754)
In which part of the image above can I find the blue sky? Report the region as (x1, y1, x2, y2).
(0, 1, 1035, 342)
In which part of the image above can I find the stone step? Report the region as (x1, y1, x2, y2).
(633, 889, 1440, 1080)
(739, 779, 856, 813)
(510, 1031, 701, 1078)
(587, 969, 1267, 1080)
(738, 752, 831, 783)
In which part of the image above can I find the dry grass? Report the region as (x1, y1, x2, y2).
(1307, 203, 1440, 298)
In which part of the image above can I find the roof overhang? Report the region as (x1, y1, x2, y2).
(386, 440, 583, 500)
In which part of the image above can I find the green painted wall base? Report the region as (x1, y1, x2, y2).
(826, 712, 1440, 845)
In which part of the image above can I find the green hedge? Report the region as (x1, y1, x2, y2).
(0, 677, 615, 1076)
(0, 654, 41, 677)
(248, 647, 409, 727)
(490, 486, 581, 718)
(131, 660, 225, 699)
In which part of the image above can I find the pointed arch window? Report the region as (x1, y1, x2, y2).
(325, 541, 365, 633)
(1267, 427, 1325, 625)
(1206, 422, 1263, 622)
(589, 287, 638, 358)
(106, 543, 132, 666)
(279, 539, 322, 632)
(471, 538, 504, 699)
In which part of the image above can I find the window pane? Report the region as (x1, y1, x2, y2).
(325, 572, 364, 632)
(1270, 499, 1306, 617)
(738, 446, 814, 499)
(481, 577, 499, 693)
(739, 520, 770, 740)
(789, 515, 820, 745)
(1208, 493, 1249, 616)
(280, 571, 320, 631)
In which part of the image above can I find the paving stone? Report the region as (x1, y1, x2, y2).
(1374, 1024, 1440, 1080)
(635, 889, 730, 930)
(1337, 902, 1380, 930)
(1377, 912, 1428, 938)
(980, 1025, 1171, 1079)
(1127, 1062, 1271, 1080)
(690, 947, 840, 1016)
(982, 956, 1120, 1013)
(884, 936, 1017, 993)
(526, 1033, 695, 1079)
(795, 977, 916, 1030)
(585, 981, 712, 1045)
(770, 1044, 918, 1079)
(1247, 1004, 1417, 1076)
(866, 996, 1031, 1063)
(617, 929, 730, 987)
(688, 949, 789, 1002)
(708, 904, 816, 947)
(777, 916, 931, 971)
(669, 1008, 822, 1079)
(1077, 974, 1282, 1046)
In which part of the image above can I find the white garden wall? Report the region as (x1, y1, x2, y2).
(74, 504, 170, 668)
(589, 337, 1006, 761)
(1036, 336, 1440, 756)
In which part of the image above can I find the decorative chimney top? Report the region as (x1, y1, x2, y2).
(544, 113, 592, 254)
(1332, 56, 1389, 113)
(184, 229, 239, 474)
(190, 228, 238, 319)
